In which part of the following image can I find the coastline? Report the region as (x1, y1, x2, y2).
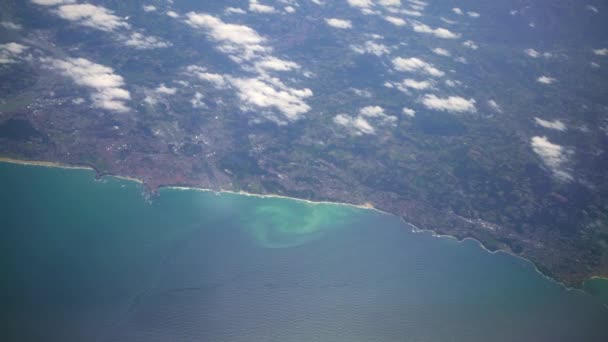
(0, 157, 604, 295)
(587, 276, 608, 282)
(168, 186, 384, 213)
(0, 157, 144, 185)
(408, 219, 590, 294)
(0, 157, 92, 171)
(0, 157, 381, 213)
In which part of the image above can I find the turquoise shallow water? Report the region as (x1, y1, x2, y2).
(1, 161, 607, 341)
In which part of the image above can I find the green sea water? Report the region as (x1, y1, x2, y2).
(585, 278, 608, 304)
(1, 161, 607, 341)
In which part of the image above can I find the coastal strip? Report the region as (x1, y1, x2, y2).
(0, 158, 381, 213)
(168, 186, 383, 213)
(407, 219, 590, 293)
(0, 157, 92, 171)
(0, 157, 145, 184)
(0, 157, 605, 296)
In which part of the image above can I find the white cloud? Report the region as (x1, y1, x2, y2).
(392, 57, 444, 77)
(191, 92, 205, 108)
(593, 48, 608, 56)
(0, 42, 28, 64)
(534, 117, 567, 131)
(347, 0, 374, 9)
(353, 116, 374, 134)
(440, 17, 457, 25)
(531, 136, 572, 181)
(351, 88, 373, 97)
(399, 78, 432, 90)
(0, 21, 22, 30)
(284, 6, 296, 13)
(175, 80, 189, 87)
(189, 64, 313, 123)
(1, 42, 27, 54)
(249, 0, 277, 13)
(412, 22, 459, 39)
(452, 8, 463, 15)
(185, 12, 269, 61)
(334, 114, 376, 135)
(225, 7, 246, 14)
(462, 40, 478, 49)
(123, 32, 170, 49)
(142, 5, 156, 12)
(325, 18, 352, 29)
(421, 94, 476, 113)
(351, 40, 390, 56)
(347, 0, 417, 16)
(360, 105, 385, 117)
(30, 0, 74, 5)
(365, 33, 384, 39)
(409, 2, 427, 11)
(254, 56, 300, 73)
(143, 95, 157, 106)
(524, 48, 552, 58)
(537, 75, 557, 84)
(445, 79, 460, 87)
(487, 99, 502, 113)
(183, 13, 309, 124)
(467, 11, 480, 18)
(432, 47, 450, 56)
(591, 61, 600, 68)
(409, 1, 427, 7)
(166, 10, 179, 18)
(44, 57, 130, 112)
(231, 76, 313, 124)
(524, 48, 540, 58)
(144, 83, 178, 106)
(586, 5, 599, 13)
(384, 16, 407, 26)
(187, 65, 229, 88)
(34, 2, 167, 49)
(402, 107, 416, 117)
(378, 0, 402, 8)
(54, 4, 129, 32)
(155, 84, 177, 95)
(334, 105, 397, 135)
(400, 8, 423, 17)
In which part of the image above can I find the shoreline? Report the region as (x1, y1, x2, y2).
(168, 186, 384, 213)
(0, 157, 605, 295)
(587, 276, 608, 282)
(0, 157, 382, 213)
(0, 157, 92, 171)
(408, 221, 591, 294)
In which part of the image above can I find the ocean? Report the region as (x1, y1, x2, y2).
(1, 161, 607, 341)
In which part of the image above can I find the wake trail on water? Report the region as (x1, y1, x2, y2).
(95, 222, 208, 342)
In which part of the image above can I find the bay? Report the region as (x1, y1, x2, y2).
(1, 161, 607, 341)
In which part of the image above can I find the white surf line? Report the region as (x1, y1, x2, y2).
(0, 158, 601, 295)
